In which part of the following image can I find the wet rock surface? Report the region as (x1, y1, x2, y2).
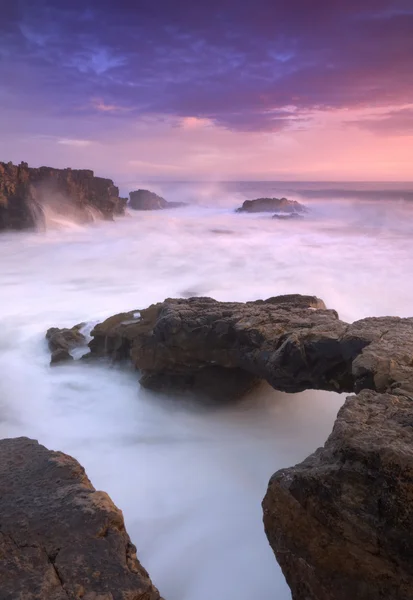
(46, 324, 87, 365)
(0, 161, 126, 231)
(129, 189, 186, 210)
(236, 197, 307, 213)
(0, 437, 163, 600)
(47, 293, 413, 600)
(263, 389, 413, 600)
(73, 295, 413, 399)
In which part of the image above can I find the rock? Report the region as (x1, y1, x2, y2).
(236, 197, 306, 213)
(50, 348, 74, 365)
(0, 437, 163, 600)
(46, 294, 413, 599)
(262, 389, 413, 600)
(46, 324, 87, 365)
(129, 189, 187, 210)
(272, 212, 304, 220)
(0, 161, 126, 231)
(49, 296, 413, 401)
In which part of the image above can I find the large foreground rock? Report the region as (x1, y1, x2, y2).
(263, 389, 413, 600)
(82, 295, 413, 399)
(48, 293, 413, 599)
(0, 437, 163, 600)
(236, 197, 306, 213)
(129, 189, 186, 210)
(0, 161, 127, 231)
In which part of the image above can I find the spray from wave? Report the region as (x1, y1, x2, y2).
(0, 181, 413, 599)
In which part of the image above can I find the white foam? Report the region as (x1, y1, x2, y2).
(0, 194, 412, 599)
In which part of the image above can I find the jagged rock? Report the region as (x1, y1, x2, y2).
(46, 294, 413, 599)
(47, 294, 413, 598)
(129, 189, 186, 210)
(50, 295, 413, 400)
(262, 389, 413, 600)
(46, 324, 87, 365)
(0, 161, 126, 231)
(83, 297, 413, 399)
(0, 437, 163, 600)
(236, 197, 306, 213)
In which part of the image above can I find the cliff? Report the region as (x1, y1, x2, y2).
(0, 437, 163, 600)
(0, 161, 127, 230)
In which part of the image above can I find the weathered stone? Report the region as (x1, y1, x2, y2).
(0, 437, 163, 600)
(46, 324, 87, 365)
(236, 197, 307, 213)
(263, 389, 413, 600)
(50, 348, 74, 365)
(129, 189, 186, 210)
(79, 296, 413, 400)
(46, 294, 413, 599)
(0, 161, 126, 231)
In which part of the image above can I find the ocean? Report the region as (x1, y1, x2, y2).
(1, 181, 412, 599)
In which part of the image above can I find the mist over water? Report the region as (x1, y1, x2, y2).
(1, 181, 413, 599)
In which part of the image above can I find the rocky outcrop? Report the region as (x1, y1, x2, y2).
(47, 293, 413, 599)
(263, 389, 413, 600)
(46, 324, 87, 365)
(0, 161, 127, 230)
(0, 437, 163, 600)
(129, 189, 186, 210)
(236, 197, 306, 214)
(71, 295, 413, 400)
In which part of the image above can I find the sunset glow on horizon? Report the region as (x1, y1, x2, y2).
(1, 1, 412, 184)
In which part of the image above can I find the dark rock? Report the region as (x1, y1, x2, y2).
(46, 294, 413, 599)
(49, 296, 413, 401)
(46, 324, 86, 365)
(0, 161, 126, 231)
(50, 348, 74, 365)
(263, 389, 413, 600)
(236, 197, 307, 214)
(129, 189, 187, 210)
(0, 437, 163, 600)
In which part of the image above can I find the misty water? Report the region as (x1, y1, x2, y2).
(1, 183, 413, 599)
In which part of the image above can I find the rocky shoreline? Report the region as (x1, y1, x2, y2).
(0, 161, 308, 230)
(44, 293, 413, 600)
(0, 437, 163, 600)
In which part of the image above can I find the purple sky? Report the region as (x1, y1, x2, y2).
(1, 1, 413, 182)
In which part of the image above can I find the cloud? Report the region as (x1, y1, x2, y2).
(57, 138, 93, 147)
(348, 107, 413, 136)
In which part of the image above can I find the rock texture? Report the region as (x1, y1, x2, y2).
(263, 389, 413, 600)
(46, 324, 87, 365)
(236, 197, 306, 214)
(77, 295, 413, 400)
(47, 293, 413, 599)
(0, 437, 163, 600)
(0, 161, 127, 230)
(129, 189, 186, 210)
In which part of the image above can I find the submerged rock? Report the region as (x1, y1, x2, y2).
(236, 197, 306, 214)
(0, 437, 163, 600)
(129, 189, 187, 210)
(0, 161, 126, 231)
(263, 389, 413, 600)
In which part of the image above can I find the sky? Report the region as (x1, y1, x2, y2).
(1, 0, 413, 183)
